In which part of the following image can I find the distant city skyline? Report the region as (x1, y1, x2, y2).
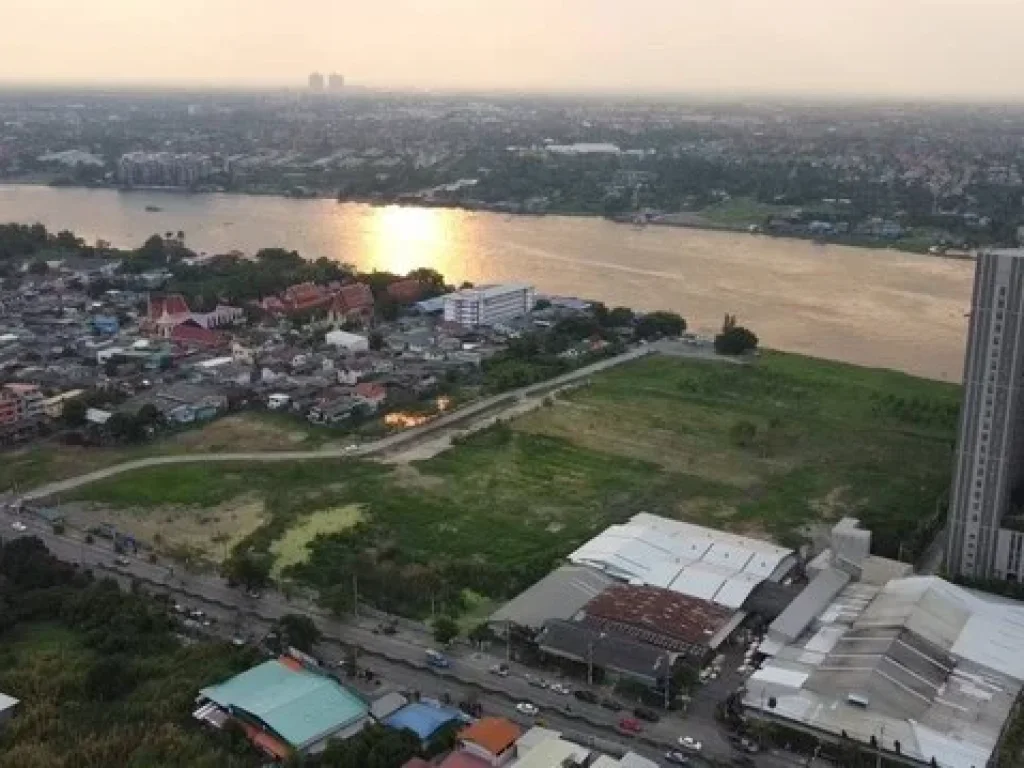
(3, 0, 1024, 100)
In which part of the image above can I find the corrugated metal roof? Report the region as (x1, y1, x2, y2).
(200, 659, 368, 749)
(568, 512, 796, 609)
(769, 567, 851, 644)
(489, 565, 615, 630)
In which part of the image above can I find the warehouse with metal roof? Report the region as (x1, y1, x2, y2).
(746, 576, 1024, 768)
(197, 657, 370, 756)
(489, 564, 615, 632)
(568, 512, 796, 609)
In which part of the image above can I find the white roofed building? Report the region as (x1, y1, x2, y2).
(568, 512, 797, 609)
(443, 284, 536, 328)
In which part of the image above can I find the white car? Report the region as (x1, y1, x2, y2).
(10, 521, 26, 532)
(515, 702, 539, 716)
(678, 736, 702, 752)
(549, 683, 571, 695)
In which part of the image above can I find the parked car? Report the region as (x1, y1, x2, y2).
(550, 682, 571, 695)
(526, 675, 547, 689)
(664, 751, 691, 765)
(617, 717, 643, 735)
(516, 701, 539, 716)
(573, 690, 598, 704)
(489, 663, 510, 677)
(678, 736, 703, 752)
(599, 697, 624, 711)
(115, 556, 131, 567)
(10, 521, 26, 532)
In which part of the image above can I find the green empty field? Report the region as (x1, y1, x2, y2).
(269, 504, 365, 577)
(70, 352, 959, 616)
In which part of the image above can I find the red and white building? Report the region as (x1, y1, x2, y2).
(328, 282, 375, 325)
(146, 294, 243, 339)
(0, 384, 45, 428)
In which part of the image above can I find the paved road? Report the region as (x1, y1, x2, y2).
(23, 344, 664, 501)
(0, 508, 809, 768)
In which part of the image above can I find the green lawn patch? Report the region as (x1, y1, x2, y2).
(270, 504, 365, 577)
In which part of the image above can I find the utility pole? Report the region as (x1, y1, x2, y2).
(587, 640, 594, 686)
(352, 573, 359, 618)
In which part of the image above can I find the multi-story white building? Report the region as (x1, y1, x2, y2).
(443, 284, 536, 327)
(947, 249, 1024, 580)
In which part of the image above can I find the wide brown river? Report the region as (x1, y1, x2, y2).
(0, 185, 973, 381)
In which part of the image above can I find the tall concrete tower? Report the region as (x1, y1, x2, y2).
(947, 249, 1024, 580)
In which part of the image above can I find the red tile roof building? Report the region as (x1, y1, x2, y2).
(458, 717, 521, 765)
(387, 278, 424, 304)
(146, 294, 243, 338)
(329, 282, 375, 325)
(170, 322, 228, 350)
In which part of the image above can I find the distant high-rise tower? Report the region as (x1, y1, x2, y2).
(308, 71, 325, 91)
(947, 249, 1024, 580)
(328, 73, 345, 91)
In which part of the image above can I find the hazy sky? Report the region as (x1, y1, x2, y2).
(3, 0, 1023, 98)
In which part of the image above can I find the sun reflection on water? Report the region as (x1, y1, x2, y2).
(361, 205, 456, 276)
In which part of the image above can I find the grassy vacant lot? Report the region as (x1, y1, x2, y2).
(515, 353, 959, 552)
(70, 352, 959, 615)
(0, 412, 330, 492)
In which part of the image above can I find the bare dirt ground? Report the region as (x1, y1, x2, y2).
(62, 493, 267, 563)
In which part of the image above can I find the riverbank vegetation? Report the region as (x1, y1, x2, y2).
(69, 351, 959, 619)
(0, 536, 260, 767)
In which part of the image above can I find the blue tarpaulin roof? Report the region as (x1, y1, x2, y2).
(384, 702, 462, 740)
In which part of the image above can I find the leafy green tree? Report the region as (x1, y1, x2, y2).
(275, 614, 321, 653)
(223, 551, 272, 591)
(605, 306, 635, 327)
(715, 325, 759, 355)
(27, 258, 49, 275)
(62, 398, 87, 427)
(634, 310, 686, 340)
(432, 615, 459, 645)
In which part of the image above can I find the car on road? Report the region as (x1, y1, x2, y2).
(678, 736, 702, 752)
(173, 603, 186, 614)
(231, 636, 246, 646)
(573, 690, 598, 704)
(515, 701, 539, 716)
(663, 750, 690, 765)
(633, 706, 660, 723)
(489, 663, 510, 677)
(599, 697, 624, 712)
(616, 717, 643, 735)
(525, 675, 547, 689)
(115, 556, 130, 567)
(10, 521, 26, 532)
(549, 682, 571, 695)
(425, 649, 450, 669)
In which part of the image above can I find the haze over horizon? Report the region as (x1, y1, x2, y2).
(3, 0, 1023, 100)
